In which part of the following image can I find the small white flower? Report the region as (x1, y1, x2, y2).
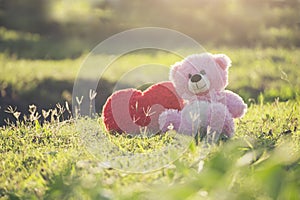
(167, 123, 174, 130)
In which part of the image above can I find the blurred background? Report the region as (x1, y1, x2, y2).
(1, 0, 300, 59)
(1, 0, 300, 125)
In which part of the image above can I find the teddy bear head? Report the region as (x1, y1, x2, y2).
(170, 53, 231, 99)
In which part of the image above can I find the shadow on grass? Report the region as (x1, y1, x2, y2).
(0, 78, 115, 126)
(0, 34, 96, 59)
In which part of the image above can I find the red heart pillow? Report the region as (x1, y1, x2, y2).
(102, 81, 183, 135)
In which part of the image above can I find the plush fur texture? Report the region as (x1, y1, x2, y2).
(102, 81, 184, 135)
(159, 53, 247, 137)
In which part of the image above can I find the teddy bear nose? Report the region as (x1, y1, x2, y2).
(190, 74, 202, 82)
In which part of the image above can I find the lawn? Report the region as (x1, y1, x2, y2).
(0, 48, 300, 199)
(0, 100, 299, 199)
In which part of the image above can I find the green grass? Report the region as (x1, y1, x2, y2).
(0, 100, 299, 199)
(1, 48, 300, 199)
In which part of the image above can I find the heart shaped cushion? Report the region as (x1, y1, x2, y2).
(102, 81, 183, 135)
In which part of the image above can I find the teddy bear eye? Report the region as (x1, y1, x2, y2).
(188, 74, 192, 79)
(200, 70, 206, 75)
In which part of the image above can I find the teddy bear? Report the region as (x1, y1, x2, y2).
(159, 53, 247, 139)
(102, 81, 184, 135)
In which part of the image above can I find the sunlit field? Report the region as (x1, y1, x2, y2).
(1, 48, 300, 199)
(1, 0, 300, 199)
(1, 99, 299, 199)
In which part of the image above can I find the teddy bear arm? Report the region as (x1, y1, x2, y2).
(223, 90, 247, 118)
(159, 109, 182, 132)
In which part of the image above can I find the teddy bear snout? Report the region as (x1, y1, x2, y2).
(190, 74, 202, 82)
(188, 73, 210, 94)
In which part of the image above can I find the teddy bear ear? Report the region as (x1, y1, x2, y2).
(213, 54, 232, 70)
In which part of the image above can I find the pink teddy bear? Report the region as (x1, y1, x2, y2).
(159, 53, 247, 138)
